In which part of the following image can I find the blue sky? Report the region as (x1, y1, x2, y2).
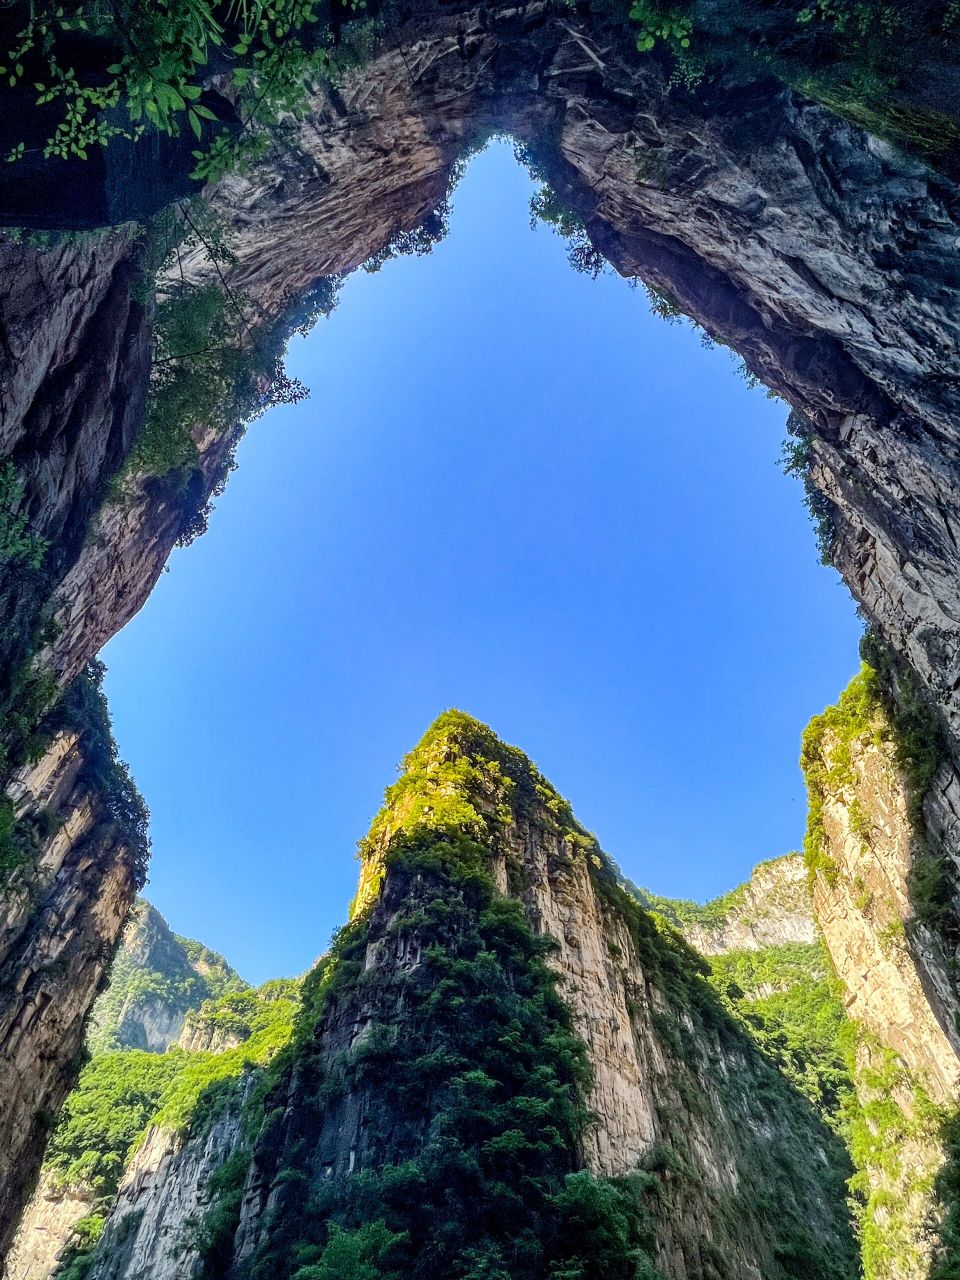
(102, 141, 862, 983)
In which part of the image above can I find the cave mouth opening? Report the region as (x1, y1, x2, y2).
(4, 7, 960, 1274)
(93, 137, 862, 985)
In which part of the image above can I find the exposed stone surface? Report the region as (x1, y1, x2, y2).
(86, 1098, 249, 1280)
(807, 712, 960, 1277)
(652, 853, 816, 955)
(233, 722, 853, 1280)
(1, 0, 960, 1263)
(87, 900, 245, 1055)
(0, 731, 139, 1259)
(2, 1175, 94, 1280)
(812, 727, 960, 1104)
(0, 231, 150, 699)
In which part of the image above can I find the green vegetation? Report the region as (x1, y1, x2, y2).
(858, 630, 954, 934)
(193, 713, 858, 1280)
(615, 0, 960, 175)
(781, 411, 838, 567)
(149, 982, 299, 1134)
(931, 1110, 960, 1279)
(800, 661, 887, 884)
(241, 815, 663, 1280)
(115, 206, 340, 493)
(45, 1051, 189, 1197)
(88, 900, 246, 1054)
(0, 659, 147, 886)
(843, 1030, 948, 1279)
(707, 941, 854, 1129)
(0, 0, 379, 180)
(46, 976, 299, 1278)
(801, 638, 955, 937)
(630, 877, 748, 932)
(0, 461, 47, 570)
(0, 797, 60, 881)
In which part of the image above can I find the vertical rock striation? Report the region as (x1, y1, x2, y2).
(87, 901, 246, 1056)
(1, 0, 960, 1260)
(0, 730, 142, 1258)
(230, 713, 855, 1280)
(802, 665, 960, 1278)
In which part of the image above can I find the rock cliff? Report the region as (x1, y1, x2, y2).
(1, 0, 960, 1262)
(4, 971, 297, 1280)
(219, 714, 855, 1280)
(84, 1096, 251, 1280)
(87, 901, 245, 1055)
(802, 661, 960, 1279)
(637, 853, 816, 955)
(0, 667, 147, 1261)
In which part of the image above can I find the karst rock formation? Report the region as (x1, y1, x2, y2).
(1, 1, 960, 1274)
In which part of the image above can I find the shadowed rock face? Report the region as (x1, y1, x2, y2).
(0, 728, 139, 1260)
(1, 0, 960, 1259)
(7, 2, 960, 740)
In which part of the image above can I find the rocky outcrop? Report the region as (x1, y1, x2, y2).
(88, 901, 245, 1055)
(229, 714, 855, 1280)
(1, 0, 960, 1261)
(645, 853, 816, 955)
(2, 1175, 95, 1280)
(0, 231, 150, 705)
(5, 2, 960, 738)
(802, 669, 960, 1277)
(86, 1096, 249, 1280)
(0, 726, 141, 1259)
(810, 723, 960, 1103)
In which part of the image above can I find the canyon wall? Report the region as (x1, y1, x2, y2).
(87, 901, 246, 1055)
(0, 674, 146, 1260)
(802, 666, 960, 1279)
(1, 0, 960, 1260)
(224, 714, 854, 1280)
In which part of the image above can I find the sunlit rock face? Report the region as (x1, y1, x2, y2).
(0, 0, 960, 1262)
(802, 680, 960, 1279)
(657, 853, 817, 956)
(3, 1174, 96, 1280)
(228, 717, 855, 1280)
(85, 901, 245, 1056)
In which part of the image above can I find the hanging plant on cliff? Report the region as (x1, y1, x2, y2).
(0, 0, 378, 180)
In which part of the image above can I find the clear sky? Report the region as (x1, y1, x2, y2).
(101, 141, 862, 984)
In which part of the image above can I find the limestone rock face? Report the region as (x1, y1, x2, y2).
(232, 719, 854, 1280)
(85, 1099, 249, 1280)
(2, 1175, 95, 1280)
(0, 731, 139, 1258)
(656, 853, 816, 955)
(173, 1014, 245, 1056)
(805, 695, 960, 1278)
(812, 727, 960, 1104)
(1, 0, 960, 1260)
(87, 900, 245, 1055)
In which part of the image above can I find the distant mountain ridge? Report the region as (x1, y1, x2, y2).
(86, 900, 247, 1055)
(626, 852, 816, 954)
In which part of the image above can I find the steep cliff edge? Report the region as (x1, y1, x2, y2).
(203, 713, 855, 1280)
(801, 657, 960, 1279)
(4, 976, 298, 1280)
(87, 901, 245, 1055)
(2, 0, 960, 1256)
(635, 853, 815, 954)
(0, 665, 148, 1261)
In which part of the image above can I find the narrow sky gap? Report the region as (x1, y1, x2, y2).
(101, 141, 861, 983)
